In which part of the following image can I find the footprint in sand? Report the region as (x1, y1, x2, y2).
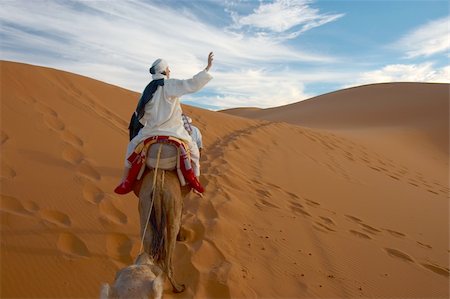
(344, 151, 355, 161)
(359, 223, 381, 235)
(103, 110, 128, 128)
(39, 209, 71, 227)
(266, 182, 282, 190)
(1, 163, 17, 179)
(57, 233, 90, 258)
(305, 199, 320, 207)
(103, 107, 132, 131)
(349, 230, 372, 240)
(176, 226, 191, 242)
(62, 144, 84, 165)
(102, 109, 113, 117)
(376, 167, 389, 174)
(85, 97, 95, 107)
(106, 233, 133, 264)
(319, 216, 336, 226)
(200, 176, 212, 189)
(22, 200, 39, 213)
(384, 229, 406, 238)
(384, 248, 414, 263)
(420, 262, 449, 277)
(179, 213, 206, 244)
(416, 241, 432, 249)
(305, 135, 317, 143)
(99, 199, 127, 225)
(191, 239, 231, 295)
(387, 173, 401, 181)
(1, 131, 9, 145)
(439, 186, 449, 193)
(376, 158, 386, 166)
(290, 201, 304, 209)
(426, 189, 439, 196)
(408, 180, 419, 187)
(313, 222, 335, 233)
(286, 191, 300, 200)
(43, 115, 65, 131)
(423, 182, 433, 189)
(203, 266, 232, 298)
(82, 180, 104, 204)
(0, 195, 33, 216)
(345, 215, 362, 223)
(255, 189, 280, 209)
(359, 156, 371, 164)
(289, 203, 311, 217)
(196, 199, 219, 220)
(255, 198, 280, 210)
(35, 102, 58, 117)
(61, 131, 84, 147)
(77, 161, 101, 181)
(256, 189, 271, 198)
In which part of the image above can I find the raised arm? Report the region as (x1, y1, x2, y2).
(165, 52, 214, 98)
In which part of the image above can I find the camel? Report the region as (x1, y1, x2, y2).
(99, 252, 163, 299)
(135, 143, 190, 294)
(101, 143, 191, 297)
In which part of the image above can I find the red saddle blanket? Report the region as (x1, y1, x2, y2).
(114, 136, 204, 195)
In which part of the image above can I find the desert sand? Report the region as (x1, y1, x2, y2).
(1, 61, 449, 298)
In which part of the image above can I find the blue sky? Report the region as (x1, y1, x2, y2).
(1, 0, 449, 110)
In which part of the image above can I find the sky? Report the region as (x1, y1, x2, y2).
(1, 0, 449, 110)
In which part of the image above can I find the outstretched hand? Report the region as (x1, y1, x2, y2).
(205, 52, 214, 71)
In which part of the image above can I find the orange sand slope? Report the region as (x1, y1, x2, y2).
(1, 61, 449, 298)
(222, 83, 449, 176)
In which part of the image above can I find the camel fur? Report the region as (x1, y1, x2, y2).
(99, 252, 163, 299)
(137, 145, 190, 293)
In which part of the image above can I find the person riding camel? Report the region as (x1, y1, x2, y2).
(182, 114, 203, 158)
(114, 52, 214, 195)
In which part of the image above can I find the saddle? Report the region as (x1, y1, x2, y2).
(115, 136, 204, 195)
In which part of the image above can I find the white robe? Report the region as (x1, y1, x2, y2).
(124, 70, 212, 177)
(190, 125, 203, 149)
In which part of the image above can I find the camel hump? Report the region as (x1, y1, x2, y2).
(146, 143, 178, 170)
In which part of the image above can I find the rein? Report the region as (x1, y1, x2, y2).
(138, 144, 163, 256)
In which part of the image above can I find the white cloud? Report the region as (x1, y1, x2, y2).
(229, 0, 344, 40)
(348, 62, 450, 87)
(0, 0, 337, 104)
(394, 16, 450, 58)
(200, 69, 310, 109)
(348, 17, 450, 91)
(184, 67, 359, 109)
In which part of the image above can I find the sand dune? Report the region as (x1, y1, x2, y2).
(1, 61, 449, 298)
(222, 83, 449, 180)
(221, 83, 448, 145)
